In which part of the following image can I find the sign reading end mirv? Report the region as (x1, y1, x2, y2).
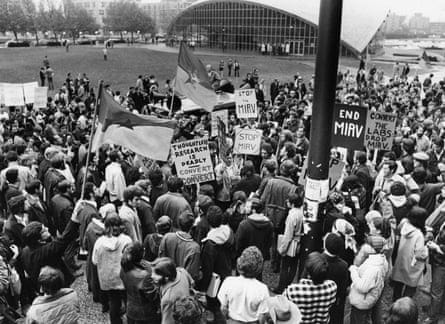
(331, 104, 367, 151)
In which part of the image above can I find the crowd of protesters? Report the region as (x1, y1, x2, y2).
(0, 51, 442, 324)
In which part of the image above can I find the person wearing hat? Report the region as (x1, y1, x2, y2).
(258, 295, 302, 324)
(144, 215, 172, 262)
(349, 235, 389, 323)
(322, 233, 349, 324)
(218, 246, 270, 324)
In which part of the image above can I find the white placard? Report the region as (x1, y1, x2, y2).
(233, 128, 262, 155)
(235, 89, 257, 119)
(3, 83, 25, 107)
(304, 178, 330, 202)
(171, 137, 215, 185)
(23, 82, 38, 104)
(34, 87, 48, 108)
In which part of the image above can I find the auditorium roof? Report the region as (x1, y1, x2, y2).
(186, 0, 389, 54)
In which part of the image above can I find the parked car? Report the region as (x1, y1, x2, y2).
(5, 40, 30, 47)
(76, 37, 94, 45)
(32, 39, 62, 47)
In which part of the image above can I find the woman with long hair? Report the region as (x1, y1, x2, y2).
(120, 242, 160, 324)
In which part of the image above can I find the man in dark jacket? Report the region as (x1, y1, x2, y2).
(43, 153, 67, 203)
(231, 161, 261, 197)
(260, 160, 297, 271)
(19, 200, 82, 307)
(4, 169, 22, 204)
(4, 195, 28, 247)
(49, 180, 74, 235)
(135, 180, 156, 239)
(323, 233, 350, 324)
(198, 205, 234, 322)
(412, 167, 443, 216)
(236, 198, 273, 263)
(25, 180, 54, 235)
(352, 151, 373, 208)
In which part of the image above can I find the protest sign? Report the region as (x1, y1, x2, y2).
(364, 111, 397, 151)
(3, 83, 25, 107)
(23, 82, 38, 104)
(331, 104, 367, 151)
(171, 138, 215, 185)
(211, 110, 228, 137)
(233, 128, 262, 155)
(235, 89, 257, 119)
(34, 87, 48, 108)
(299, 157, 345, 191)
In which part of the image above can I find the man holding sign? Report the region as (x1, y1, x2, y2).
(235, 89, 258, 119)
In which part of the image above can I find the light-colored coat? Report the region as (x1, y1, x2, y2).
(105, 162, 126, 202)
(392, 221, 428, 287)
(119, 204, 142, 242)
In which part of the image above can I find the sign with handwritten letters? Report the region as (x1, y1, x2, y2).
(171, 137, 215, 185)
(364, 111, 397, 151)
(331, 104, 367, 151)
(233, 128, 262, 155)
(235, 89, 257, 119)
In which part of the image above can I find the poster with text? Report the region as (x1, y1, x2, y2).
(23, 82, 38, 104)
(299, 157, 345, 191)
(235, 89, 257, 119)
(3, 83, 25, 107)
(364, 111, 397, 151)
(233, 128, 262, 155)
(211, 110, 228, 137)
(331, 104, 367, 151)
(34, 87, 48, 108)
(171, 138, 215, 185)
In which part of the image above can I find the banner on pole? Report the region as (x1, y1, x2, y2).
(331, 104, 367, 151)
(233, 128, 262, 155)
(299, 157, 345, 191)
(364, 111, 396, 151)
(34, 87, 48, 108)
(171, 138, 215, 185)
(211, 110, 228, 137)
(235, 89, 257, 119)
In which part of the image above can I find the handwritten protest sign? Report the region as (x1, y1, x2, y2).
(171, 138, 215, 185)
(233, 128, 262, 155)
(364, 111, 397, 151)
(235, 89, 257, 119)
(331, 104, 367, 151)
(211, 110, 228, 137)
(34, 87, 48, 108)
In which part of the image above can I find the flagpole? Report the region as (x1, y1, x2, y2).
(168, 80, 176, 118)
(81, 80, 104, 200)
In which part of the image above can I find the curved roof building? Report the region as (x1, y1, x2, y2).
(168, 0, 389, 57)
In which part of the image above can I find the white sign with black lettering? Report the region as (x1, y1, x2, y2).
(233, 128, 262, 155)
(235, 89, 257, 119)
(171, 138, 215, 185)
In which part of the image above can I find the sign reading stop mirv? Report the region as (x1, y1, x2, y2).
(331, 104, 367, 151)
(235, 89, 258, 119)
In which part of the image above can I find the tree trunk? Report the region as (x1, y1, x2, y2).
(120, 32, 123, 40)
(13, 31, 18, 41)
(131, 32, 134, 43)
(34, 31, 39, 45)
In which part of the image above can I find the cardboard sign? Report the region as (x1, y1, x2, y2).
(171, 138, 215, 185)
(34, 87, 48, 108)
(211, 110, 228, 137)
(23, 82, 38, 104)
(299, 157, 345, 191)
(364, 111, 397, 151)
(331, 104, 367, 151)
(235, 89, 257, 118)
(3, 83, 25, 107)
(233, 128, 262, 155)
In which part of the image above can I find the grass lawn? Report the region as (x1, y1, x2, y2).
(0, 45, 320, 96)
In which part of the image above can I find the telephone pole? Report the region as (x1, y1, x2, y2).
(302, 0, 343, 254)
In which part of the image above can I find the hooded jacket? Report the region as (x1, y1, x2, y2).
(349, 254, 388, 310)
(236, 213, 273, 259)
(199, 225, 234, 291)
(392, 221, 428, 287)
(92, 233, 132, 291)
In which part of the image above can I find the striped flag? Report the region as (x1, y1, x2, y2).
(92, 90, 176, 161)
(174, 42, 218, 112)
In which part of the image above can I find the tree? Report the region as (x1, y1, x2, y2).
(20, 0, 40, 43)
(104, 2, 155, 41)
(63, 0, 99, 42)
(37, 0, 65, 39)
(0, 0, 28, 40)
